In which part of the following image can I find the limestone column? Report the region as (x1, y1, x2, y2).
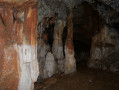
(52, 20, 66, 72)
(37, 32, 50, 80)
(0, 1, 39, 90)
(64, 9, 76, 74)
(18, 4, 39, 90)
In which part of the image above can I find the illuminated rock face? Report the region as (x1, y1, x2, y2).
(88, 25, 119, 73)
(0, 1, 39, 90)
(18, 45, 39, 90)
(52, 20, 66, 72)
(44, 52, 57, 78)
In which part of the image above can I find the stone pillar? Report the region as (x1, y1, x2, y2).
(37, 32, 50, 80)
(52, 20, 66, 72)
(0, 1, 39, 90)
(64, 9, 76, 74)
(44, 51, 57, 78)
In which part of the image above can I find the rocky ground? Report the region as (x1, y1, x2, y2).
(35, 62, 119, 90)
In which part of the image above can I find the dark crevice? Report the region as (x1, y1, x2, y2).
(62, 26, 67, 57)
(45, 24, 55, 48)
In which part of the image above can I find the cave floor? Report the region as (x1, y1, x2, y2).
(35, 64, 119, 90)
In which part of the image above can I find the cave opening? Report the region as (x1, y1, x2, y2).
(72, 2, 101, 69)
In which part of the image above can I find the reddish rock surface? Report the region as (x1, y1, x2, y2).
(0, 1, 39, 90)
(65, 9, 76, 74)
(0, 7, 19, 90)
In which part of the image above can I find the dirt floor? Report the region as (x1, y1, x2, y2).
(35, 63, 119, 90)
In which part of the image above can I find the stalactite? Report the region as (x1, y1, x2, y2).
(52, 20, 66, 72)
(38, 17, 57, 80)
(64, 8, 76, 74)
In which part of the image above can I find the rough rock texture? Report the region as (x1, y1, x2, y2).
(37, 0, 119, 27)
(44, 52, 57, 78)
(18, 3, 39, 90)
(37, 12, 57, 81)
(52, 20, 66, 72)
(62, 0, 119, 13)
(65, 9, 76, 74)
(37, 0, 119, 76)
(0, 0, 34, 5)
(37, 0, 119, 29)
(36, 0, 119, 81)
(0, 1, 39, 90)
(38, 0, 67, 24)
(37, 32, 50, 80)
(0, 7, 19, 90)
(88, 25, 119, 73)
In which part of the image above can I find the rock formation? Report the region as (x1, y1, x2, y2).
(44, 52, 57, 78)
(37, 31, 52, 80)
(52, 20, 66, 72)
(88, 25, 119, 73)
(0, 0, 119, 89)
(37, 0, 119, 76)
(0, 1, 39, 90)
(64, 9, 76, 74)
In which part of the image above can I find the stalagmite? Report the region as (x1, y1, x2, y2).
(64, 9, 76, 74)
(44, 52, 57, 78)
(52, 20, 66, 72)
(0, 1, 39, 90)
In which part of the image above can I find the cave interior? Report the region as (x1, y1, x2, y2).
(0, 0, 119, 90)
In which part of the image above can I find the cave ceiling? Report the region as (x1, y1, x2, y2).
(38, 0, 119, 25)
(0, 0, 118, 25)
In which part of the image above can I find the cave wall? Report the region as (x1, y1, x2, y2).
(0, 1, 39, 90)
(37, 0, 119, 79)
(71, 1, 119, 73)
(88, 24, 119, 73)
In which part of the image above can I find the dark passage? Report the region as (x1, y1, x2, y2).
(73, 2, 100, 69)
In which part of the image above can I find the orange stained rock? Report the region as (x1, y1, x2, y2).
(0, 1, 38, 90)
(0, 0, 35, 5)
